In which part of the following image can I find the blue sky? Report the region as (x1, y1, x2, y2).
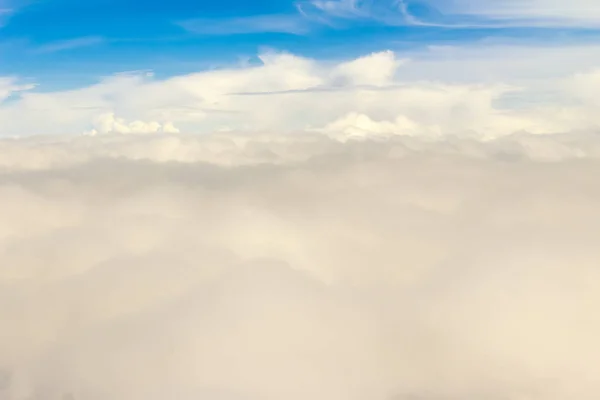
(3, 0, 600, 138)
(3, 0, 600, 87)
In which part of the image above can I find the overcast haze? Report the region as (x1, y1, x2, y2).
(1, 132, 600, 399)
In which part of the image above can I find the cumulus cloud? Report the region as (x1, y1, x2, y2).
(3, 44, 600, 138)
(84, 113, 180, 136)
(1, 131, 600, 400)
(330, 50, 403, 86)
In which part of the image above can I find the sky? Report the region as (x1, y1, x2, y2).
(2, 0, 600, 80)
(3, 1, 600, 399)
(2, 0, 600, 136)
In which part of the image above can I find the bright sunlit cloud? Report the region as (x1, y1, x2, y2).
(3, 44, 600, 138)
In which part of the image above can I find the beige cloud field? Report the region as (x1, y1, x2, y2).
(0, 129, 599, 400)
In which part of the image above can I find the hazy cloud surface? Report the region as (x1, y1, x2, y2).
(1, 131, 600, 400)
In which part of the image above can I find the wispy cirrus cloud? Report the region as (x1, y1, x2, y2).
(0, 77, 35, 103)
(179, 0, 408, 36)
(0, 6, 13, 27)
(177, 0, 600, 37)
(324, 0, 600, 28)
(297, 0, 600, 28)
(178, 14, 314, 36)
(0, 0, 34, 27)
(296, 0, 412, 26)
(423, 0, 600, 27)
(32, 36, 105, 54)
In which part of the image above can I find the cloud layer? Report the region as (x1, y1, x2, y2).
(3, 44, 600, 138)
(1, 131, 600, 400)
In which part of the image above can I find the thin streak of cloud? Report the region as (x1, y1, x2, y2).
(296, 0, 410, 26)
(1, 0, 36, 27)
(177, 14, 313, 36)
(33, 36, 105, 54)
(228, 83, 417, 96)
(0, 8, 12, 27)
(0, 77, 35, 102)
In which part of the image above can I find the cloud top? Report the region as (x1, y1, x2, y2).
(1, 131, 600, 399)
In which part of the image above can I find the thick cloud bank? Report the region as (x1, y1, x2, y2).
(1, 132, 600, 400)
(4, 45, 600, 138)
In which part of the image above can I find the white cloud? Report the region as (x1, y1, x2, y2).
(317, 112, 424, 140)
(3, 44, 600, 139)
(3, 15, 600, 400)
(1, 131, 600, 399)
(85, 113, 180, 136)
(0, 77, 35, 102)
(330, 50, 404, 86)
